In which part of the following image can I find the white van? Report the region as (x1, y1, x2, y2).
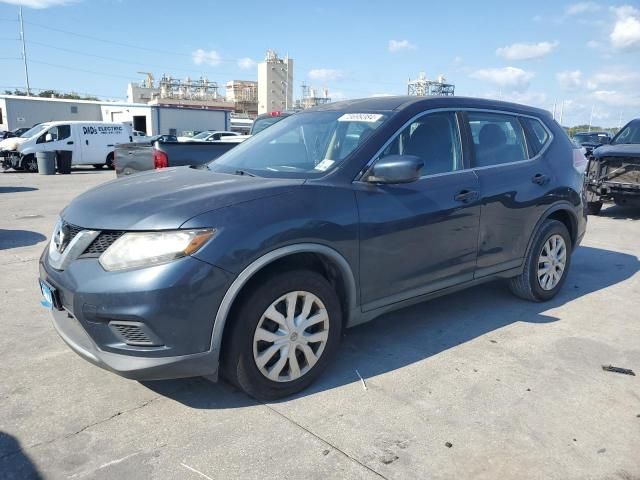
(0, 121, 132, 172)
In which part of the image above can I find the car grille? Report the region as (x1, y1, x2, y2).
(63, 222, 124, 256)
(84, 231, 125, 255)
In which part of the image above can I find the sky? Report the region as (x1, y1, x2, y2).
(0, 0, 639, 127)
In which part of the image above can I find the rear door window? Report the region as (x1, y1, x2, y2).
(467, 112, 529, 167)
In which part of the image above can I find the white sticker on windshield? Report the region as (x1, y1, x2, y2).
(314, 159, 335, 172)
(338, 113, 384, 122)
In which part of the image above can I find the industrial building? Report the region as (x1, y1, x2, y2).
(225, 80, 258, 116)
(258, 50, 293, 114)
(0, 94, 231, 137)
(407, 72, 455, 96)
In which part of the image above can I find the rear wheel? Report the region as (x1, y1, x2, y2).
(105, 153, 114, 170)
(587, 201, 603, 215)
(21, 154, 37, 173)
(92, 164, 104, 169)
(508, 219, 572, 302)
(223, 270, 342, 400)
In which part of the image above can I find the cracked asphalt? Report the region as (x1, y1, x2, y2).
(1, 169, 639, 480)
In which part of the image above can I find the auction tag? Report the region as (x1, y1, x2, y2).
(338, 113, 384, 122)
(314, 159, 335, 171)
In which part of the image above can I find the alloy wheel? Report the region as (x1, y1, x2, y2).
(537, 234, 567, 290)
(252, 291, 329, 383)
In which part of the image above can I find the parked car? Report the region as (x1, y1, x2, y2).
(39, 96, 586, 400)
(584, 118, 640, 214)
(1, 127, 30, 140)
(0, 121, 131, 172)
(219, 111, 296, 144)
(177, 131, 239, 142)
(572, 131, 611, 157)
(131, 130, 150, 143)
(114, 139, 237, 177)
(148, 134, 178, 143)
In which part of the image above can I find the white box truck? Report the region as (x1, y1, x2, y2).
(0, 121, 132, 172)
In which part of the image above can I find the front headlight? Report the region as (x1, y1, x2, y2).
(99, 229, 215, 271)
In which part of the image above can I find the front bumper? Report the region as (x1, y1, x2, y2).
(39, 249, 233, 380)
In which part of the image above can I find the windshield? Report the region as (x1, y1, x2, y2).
(208, 111, 388, 178)
(20, 124, 48, 138)
(191, 131, 213, 140)
(612, 123, 640, 145)
(251, 116, 287, 135)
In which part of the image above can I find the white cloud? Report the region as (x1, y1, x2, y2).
(470, 67, 534, 91)
(0, 0, 75, 6)
(237, 57, 256, 70)
(308, 69, 343, 82)
(592, 90, 640, 107)
(496, 41, 558, 60)
(557, 70, 583, 89)
(586, 40, 601, 49)
(610, 5, 640, 50)
(192, 49, 221, 66)
(566, 2, 601, 15)
(388, 39, 416, 53)
(586, 69, 640, 89)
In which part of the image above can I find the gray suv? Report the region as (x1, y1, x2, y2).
(39, 96, 587, 399)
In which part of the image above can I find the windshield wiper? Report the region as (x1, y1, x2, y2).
(234, 169, 257, 177)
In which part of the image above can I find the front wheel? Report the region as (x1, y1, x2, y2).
(508, 219, 572, 302)
(223, 270, 342, 400)
(21, 155, 37, 173)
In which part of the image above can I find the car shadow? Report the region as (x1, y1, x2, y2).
(0, 230, 47, 250)
(0, 431, 43, 480)
(0, 186, 38, 193)
(142, 245, 639, 408)
(599, 204, 640, 220)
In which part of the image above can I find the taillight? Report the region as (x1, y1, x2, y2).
(573, 148, 588, 173)
(153, 149, 168, 169)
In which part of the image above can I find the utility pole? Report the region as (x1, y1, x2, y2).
(558, 100, 565, 125)
(588, 105, 594, 133)
(19, 7, 31, 96)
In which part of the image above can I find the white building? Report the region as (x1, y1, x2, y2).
(258, 50, 293, 114)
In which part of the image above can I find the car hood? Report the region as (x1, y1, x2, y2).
(61, 167, 304, 230)
(594, 144, 640, 159)
(0, 136, 27, 151)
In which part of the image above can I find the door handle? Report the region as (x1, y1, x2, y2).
(66, 141, 74, 145)
(454, 189, 478, 203)
(531, 173, 549, 185)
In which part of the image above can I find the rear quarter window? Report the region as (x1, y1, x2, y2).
(521, 117, 551, 156)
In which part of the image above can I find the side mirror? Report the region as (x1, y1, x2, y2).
(366, 154, 424, 184)
(45, 133, 53, 143)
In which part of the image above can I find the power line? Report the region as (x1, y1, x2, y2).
(28, 58, 134, 80)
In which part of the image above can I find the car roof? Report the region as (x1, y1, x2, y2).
(309, 95, 552, 117)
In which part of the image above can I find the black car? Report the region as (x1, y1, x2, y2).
(39, 96, 587, 400)
(585, 118, 640, 214)
(1, 127, 30, 139)
(250, 110, 295, 135)
(572, 131, 611, 157)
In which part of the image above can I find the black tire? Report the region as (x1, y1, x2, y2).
(105, 153, 114, 170)
(21, 154, 37, 173)
(587, 201, 603, 215)
(92, 164, 105, 169)
(223, 270, 342, 401)
(508, 219, 572, 302)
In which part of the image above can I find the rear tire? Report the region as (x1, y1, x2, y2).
(223, 270, 342, 401)
(587, 201, 603, 215)
(92, 164, 104, 169)
(105, 153, 114, 170)
(508, 219, 572, 302)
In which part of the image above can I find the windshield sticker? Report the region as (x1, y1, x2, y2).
(314, 159, 335, 172)
(338, 113, 384, 123)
